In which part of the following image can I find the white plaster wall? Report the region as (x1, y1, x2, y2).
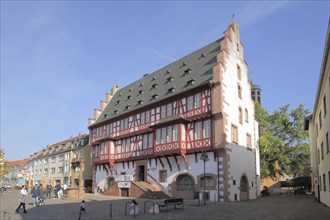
(227, 143, 257, 201)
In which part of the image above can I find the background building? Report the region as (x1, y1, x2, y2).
(89, 21, 260, 202)
(305, 20, 330, 207)
(251, 84, 262, 104)
(27, 134, 92, 191)
(3, 158, 29, 187)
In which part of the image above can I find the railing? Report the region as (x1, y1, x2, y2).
(147, 173, 165, 191)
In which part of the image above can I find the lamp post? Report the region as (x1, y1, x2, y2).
(200, 151, 209, 205)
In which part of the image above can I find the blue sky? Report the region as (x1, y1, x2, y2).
(1, 1, 329, 161)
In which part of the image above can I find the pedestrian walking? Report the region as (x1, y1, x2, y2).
(80, 200, 87, 214)
(55, 181, 63, 199)
(15, 185, 28, 213)
(38, 184, 45, 205)
(31, 184, 40, 206)
(46, 183, 52, 199)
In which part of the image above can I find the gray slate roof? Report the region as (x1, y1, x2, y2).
(91, 38, 223, 127)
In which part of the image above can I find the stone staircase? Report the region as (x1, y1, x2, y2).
(133, 181, 170, 199)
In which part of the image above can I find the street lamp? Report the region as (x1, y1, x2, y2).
(200, 151, 209, 205)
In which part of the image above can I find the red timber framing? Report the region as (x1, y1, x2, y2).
(90, 87, 212, 167)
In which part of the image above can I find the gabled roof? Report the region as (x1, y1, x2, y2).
(90, 38, 223, 127)
(7, 158, 30, 169)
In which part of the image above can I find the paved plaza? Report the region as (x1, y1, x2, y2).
(1, 189, 329, 220)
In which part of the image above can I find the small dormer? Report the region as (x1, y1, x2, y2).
(184, 68, 192, 75)
(187, 79, 195, 86)
(167, 76, 174, 82)
(168, 87, 175, 93)
(152, 94, 159, 100)
(152, 83, 158, 89)
(138, 100, 144, 105)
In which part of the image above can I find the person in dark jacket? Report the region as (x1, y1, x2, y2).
(31, 184, 40, 207)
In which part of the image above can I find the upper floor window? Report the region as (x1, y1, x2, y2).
(167, 103, 172, 117)
(323, 95, 327, 116)
(239, 107, 243, 124)
(231, 124, 238, 144)
(203, 120, 211, 138)
(51, 156, 56, 163)
(237, 65, 242, 80)
(245, 109, 249, 123)
(195, 122, 202, 140)
(161, 105, 166, 119)
(321, 142, 324, 160)
(246, 133, 252, 149)
(319, 111, 322, 129)
(326, 133, 329, 154)
(59, 155, 64, 161)
(195, 93, 201, 108)
(159, 170, 167, 182)
(238, 85, 242, 99)
(188, 96, 194, 111)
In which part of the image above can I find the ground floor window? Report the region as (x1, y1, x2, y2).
(240, 176, 247, 192)
(177, 174, 194, 191)
(201, 176, 215, 187)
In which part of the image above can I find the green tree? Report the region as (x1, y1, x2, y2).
(255, 103, 310, 179)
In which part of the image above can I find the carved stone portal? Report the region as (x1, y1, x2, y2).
(67, 156, 85, 199)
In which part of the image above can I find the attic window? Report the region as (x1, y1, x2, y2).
(184, 68, 192, 75)
(152, 94, 159, 99)
(117, 100, 121, 104)
(114, 110, 119, 114)
(138, 100, 144, 105)
(104, 114, 108, 118)
(139, 90, 144, 95)
(128, 88, 132, 92)
(127, 95, 132, 99)
(165, 70, 171, 75)
(125, 105, 131, 110)
(139, 83, 144, 87)
(152, 84, 158, 89)
(182, 61, 187, 67)
(152, 76, 157, 81)
(168, 87, 175, 93)
(167, 76, 173, 82)
(187, 79, 195, 86)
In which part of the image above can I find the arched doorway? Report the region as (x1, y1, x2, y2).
(175, 174, 194, 199)
(240, 175, 249, 201)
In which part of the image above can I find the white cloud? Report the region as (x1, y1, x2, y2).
(239, 1, 292, 27)
(137, 45, 176, 62)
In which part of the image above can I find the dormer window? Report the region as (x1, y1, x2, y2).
(118, 93, 122, 97)
(127, 95, 132, 99)
(114, 110, 119, 114)
(152, 94, 159, 99)
(152, 76, 157, 81)
(182, 61, 187, 67)
(165, 70, 171, 75)
(139, 83, 143, 87)
(117, 100, 121, 104)
(128, 88, 132, 92)
(168, 87, 175, 93)
(152, 84, 158, 89)
(125, 105, 131, 110)
(104, 114, 108, 118)
(200, 53, 206, 58)
(167, 76, 173, 82)
(139, 90, 144, 95)
(187, 79, 195, 86)
(184, 68, 192, 75)
(138, 100, 144, 105)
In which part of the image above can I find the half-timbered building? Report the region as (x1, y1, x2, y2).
(88, 21, 260, 202)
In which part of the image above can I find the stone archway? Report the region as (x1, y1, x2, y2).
(173, 173, 195, 199)
(240, 175, 249, 201)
